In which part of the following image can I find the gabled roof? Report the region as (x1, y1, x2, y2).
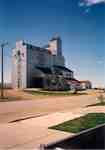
(36, 66, 52, 74)
(35, 65, 73, 75)
(66, 78, 80, 84)
(49, 36, 61, 41)
(53, 65, 73, 73)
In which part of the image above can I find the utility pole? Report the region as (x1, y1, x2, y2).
(0, 42, 8, 99)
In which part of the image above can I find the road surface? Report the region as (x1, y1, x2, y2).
(0, 90, 99, 123)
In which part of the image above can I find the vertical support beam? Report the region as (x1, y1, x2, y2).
(0, 42, 8, 99)
(1, 45, 4, 98)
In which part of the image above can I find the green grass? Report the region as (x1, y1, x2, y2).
(50, 113, 105, 133)
(24, 90, 87, 96)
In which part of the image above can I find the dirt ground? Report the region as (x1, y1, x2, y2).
(0, 88, 101, 102)
(0, 89, 50, 101)
(0, 89, 103, 123)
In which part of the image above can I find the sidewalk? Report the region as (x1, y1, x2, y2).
(0, 111, 79, 149)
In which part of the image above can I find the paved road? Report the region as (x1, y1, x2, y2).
(0, 92, 98, 123)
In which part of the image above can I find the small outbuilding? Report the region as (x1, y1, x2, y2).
(80, 80, 92, 90)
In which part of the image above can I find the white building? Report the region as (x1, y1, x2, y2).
(80, 80, 92, 90)
(12, 36, 74, 89)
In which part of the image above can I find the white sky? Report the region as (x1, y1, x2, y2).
(79, 0, 105, 6)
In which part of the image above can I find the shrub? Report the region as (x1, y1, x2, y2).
(97, 94, 105, 104)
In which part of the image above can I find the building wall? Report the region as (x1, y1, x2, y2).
(12, 41, 27, 89)
(80, 81, 92, 90)
(12, 37, 65, 89)
(26, 44, 65, 87)
(62, 71, 73, 79)
(49, 40, 58, 55)
(47, 37, 62, 56)
(53, 55, 65, 67)
(12, 49, 18, 88)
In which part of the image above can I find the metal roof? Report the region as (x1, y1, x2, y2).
(53, 65, 73, 73)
